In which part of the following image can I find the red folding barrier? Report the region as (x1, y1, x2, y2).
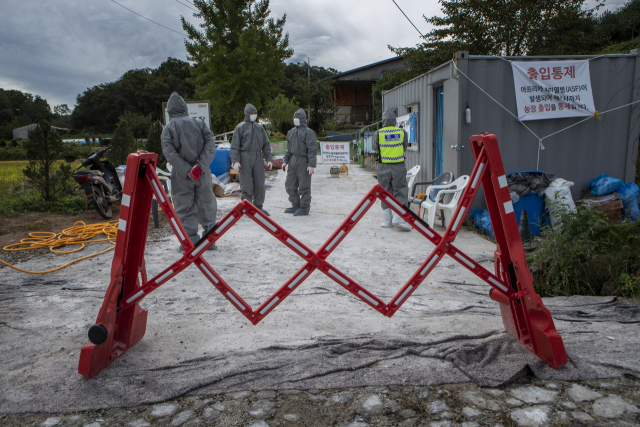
(78, 133, 566, 379)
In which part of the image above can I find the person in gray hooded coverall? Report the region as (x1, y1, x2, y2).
(231, 104, 273, 216)
(283, 108, 317, 216)
(161, 92, 218, 251)
(372, 108, 411, 231)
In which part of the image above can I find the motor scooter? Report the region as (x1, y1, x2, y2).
(66, 146, 122, 219)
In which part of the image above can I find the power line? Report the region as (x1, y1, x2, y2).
(172, 0, 198, 12)
(109, 0, 189, 37)
(391, 0, 424, 38)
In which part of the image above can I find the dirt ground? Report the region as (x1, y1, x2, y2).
(1, 161, 639, 424)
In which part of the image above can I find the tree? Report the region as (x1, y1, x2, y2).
(107, 117, 136, 167)
(182, 0, 293, 133)
(0, 89, 52, 139)
(53, 104, 72, 116)
(72, 58, 194, 133)
(22, 120, 72, 202)
(264, 94, 297, 134)
(145, 120, 167, 169)
(389, 0, 604, 77)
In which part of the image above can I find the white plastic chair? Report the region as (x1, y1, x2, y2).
(420, 175, 469, 228)
(406, 165, 421, 194)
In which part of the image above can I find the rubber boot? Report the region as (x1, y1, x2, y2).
(257, 207, 270, 217)
(206, 243, 217, 251)
(284, 204, 300, 214)
(293, 206, 310, 216)
(381, 209, 393, 228)
(392, 211, 411, 232)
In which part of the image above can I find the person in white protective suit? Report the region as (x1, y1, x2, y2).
(282, 108, 316, 216)
(231, 104, 273, 216)
(372, 109, 411, 231)
(161, 92, 218, 252)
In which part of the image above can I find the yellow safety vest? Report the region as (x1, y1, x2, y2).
(378, 127, 405, 163)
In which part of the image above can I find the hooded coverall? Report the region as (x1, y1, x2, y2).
(231, 104, 273, 208)
(161, 92, 217, 244)
(284, 109, 317, 210)
(372, 109, 409, 228)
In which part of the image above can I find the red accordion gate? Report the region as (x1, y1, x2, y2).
(78, 133, 567, 379)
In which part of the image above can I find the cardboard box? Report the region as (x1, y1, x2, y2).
(591, 199, 623, 223)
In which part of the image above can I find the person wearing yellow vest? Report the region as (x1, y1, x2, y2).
(372, 109, 411, 231)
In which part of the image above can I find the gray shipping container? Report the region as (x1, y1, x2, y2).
(382, 51, 640, 207)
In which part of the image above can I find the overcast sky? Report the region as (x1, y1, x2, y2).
(0, 0, 628, 110)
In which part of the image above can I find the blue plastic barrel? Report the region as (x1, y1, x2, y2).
(210, 148, 230, 177)
(507, 170, 546, 236)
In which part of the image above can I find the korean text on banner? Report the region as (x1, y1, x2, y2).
(511, 61, 595, 121)
(396, 113, 416, 143)
(321, 142, 350, 164)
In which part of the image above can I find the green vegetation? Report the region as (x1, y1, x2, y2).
(22, 121, 73, 202)
(145, 121, 166, 169)
(108, 117, 137, 167)
(530, 204, 640, 297)
(183, 0, 292, 134)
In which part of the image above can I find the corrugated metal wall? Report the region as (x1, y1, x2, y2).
(383, 53, 640, 206)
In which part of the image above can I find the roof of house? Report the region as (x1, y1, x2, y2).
(326, 57, 405, 81)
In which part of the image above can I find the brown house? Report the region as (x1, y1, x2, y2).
(326, 57, 405, 126)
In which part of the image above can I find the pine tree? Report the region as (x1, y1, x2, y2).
(182, 0, 293, 132)
(145, 120, 167, 169)
(107, 117, 136, 167)
(22, 120, 72, 202)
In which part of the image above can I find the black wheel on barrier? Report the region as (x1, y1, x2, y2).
(88, 324, 108, 345)
(92, 185, 113, 219)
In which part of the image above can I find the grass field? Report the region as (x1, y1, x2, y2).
(0, 161, 29, 198)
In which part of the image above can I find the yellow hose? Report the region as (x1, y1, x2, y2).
(0, 221, 118, 274)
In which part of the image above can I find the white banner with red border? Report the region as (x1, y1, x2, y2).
(511, 60, 596, 121)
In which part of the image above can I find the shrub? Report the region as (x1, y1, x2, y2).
(530, 202, 640, 296)
(145, 120, 166, 169)
(22, 120, 73, 202)
(107, 116, 136, 166)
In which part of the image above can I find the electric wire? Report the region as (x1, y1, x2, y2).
(172, 0, 198, 12)
(0, 221, 118, 274)
(109, 0, 189, 37)
(391, 0, 424, 38)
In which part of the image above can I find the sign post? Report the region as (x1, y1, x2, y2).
(511, 60, 596, 121)
(320, 142, 350, 164)
(162, 100, 211, 129)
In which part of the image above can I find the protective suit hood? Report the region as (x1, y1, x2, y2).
(244, 104, 258, 122)
(382, 109, 396, 127)
(167, 92, 189, 118)
(294, 108, 308, 127)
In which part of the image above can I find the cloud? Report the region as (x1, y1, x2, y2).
(0, 0, 627, 110)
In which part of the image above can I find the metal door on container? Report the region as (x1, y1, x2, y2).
(434, 86, 444, 179)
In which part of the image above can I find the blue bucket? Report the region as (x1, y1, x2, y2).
(508, 171, 546, 236)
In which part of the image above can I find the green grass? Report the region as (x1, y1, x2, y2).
(599, 37, 640, 54)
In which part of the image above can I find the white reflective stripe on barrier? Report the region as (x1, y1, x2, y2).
(452, 207, 466, 232)
(351, 199, 371, 221)
(255, 213, 277, 232)
(395, 285, 414, 305)
(121, 194, 131, 207)
(126, 290, 145, 304)
(488, 276, 509, 293)
(192, 242, 207, 256)
(288, 271, 309, 289)
(454, 252, 476, 270)
(498, 175, 508, 188)
(156, 269, 174, 284)
(471, 163, 485, 189)
(118, 219, 127, 232)
(384, 196, 404, 213)
(358, 290, 379, 306)
(326, 230, 345, 251)
(151, 181, 165, 203)
(504, 201, 514, 215)
(171, 218, 185, 241)
(286, 238, 309, 256)
(215, 216, 235, 234)
(421, 255, 439, 276)
(260, 296, 280, 315)
(413, 221, 434, 238)
(202, 266, 219, 284)
(328, 269, 349, 286)
(227, 292, 246, 311)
